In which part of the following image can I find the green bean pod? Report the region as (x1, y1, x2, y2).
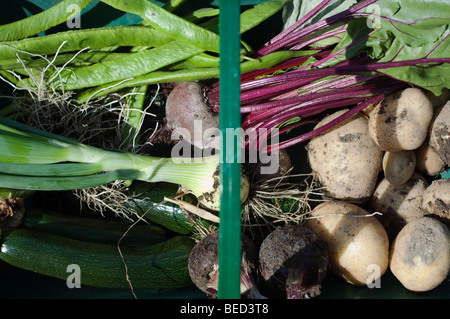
(101, 0, 221, 53)
(78, 50, 318, 101)
(0, 0, 91, 41)
(45, 40, 203, 90)
(0, 25, 171, 61)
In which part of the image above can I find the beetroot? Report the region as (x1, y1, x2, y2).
(259, 224, 329, 299)
(165, 82, 219, 150)
(188, 231, 264, 299)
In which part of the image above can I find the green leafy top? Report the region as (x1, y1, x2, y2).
(283, 0, 450, 96)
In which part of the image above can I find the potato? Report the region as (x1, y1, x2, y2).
(306, 201, 389, 286)
(429, 100, 450, 165)
(414, 139, 445, 176)
(369, 172, 428, 240)
(382, 150, 416, 186)
(390, 217, 450, 292)
(368, 88, 433, 152)
(307, 110, 383, 204)
(422, 179, 450, 225)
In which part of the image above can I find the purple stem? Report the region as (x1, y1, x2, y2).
(266, 94, 386, 152)
(242, 57, 450, 91)
(275, 73, 378, 100)
(309, 31, 371, 69)
(241, 75, 387, 115)
(261, 0, 333, 48)
(258, 0, 380, 56)
(239, 55, 372, 93)
(240, 77, 321, 105)
(289, 24, 347, 51)
(246, 80, 406, 150)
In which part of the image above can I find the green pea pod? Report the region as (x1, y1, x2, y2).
(43, 40, 203, 91)
(0, 26, 171, 60)
(0, 0, 92, 42)
(101, 0, 221, 53)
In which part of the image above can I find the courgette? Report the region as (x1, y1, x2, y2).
(21, 208, 166, 247)
(0, 228, 195, 289)
(124, 181, 212, 234)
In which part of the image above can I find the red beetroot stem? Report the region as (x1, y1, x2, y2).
(257, 0, 380, 56)
(266, 94, 386, 152)
(289, 24, 347, 51)
(237, 57, 450, 98)
(246, 96, 367, 150)
(246, 80, 407, 151)
(207, 51, 332, 109)
(239, 57, 375, 105)
(241, 74, 385, 116)
(239, 76, 322, 105)
(245, 88, 372, 130)
(274, 73, 378, 100)
(261, 0, 334, 48)
(238, 55, 373, 96)
(273, 78, 403, 122)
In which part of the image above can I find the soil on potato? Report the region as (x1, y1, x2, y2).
(400, 219, 448, 267)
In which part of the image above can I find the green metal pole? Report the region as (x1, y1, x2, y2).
(217, 0, 242, 299)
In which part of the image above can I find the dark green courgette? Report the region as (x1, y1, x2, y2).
(124, 181, 212, 234)
(21, 208, 166, 247)
(0, 228, 195, 289)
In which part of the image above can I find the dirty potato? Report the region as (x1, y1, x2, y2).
(368, 88, 433, 152)
(390, 217, 450, 292)
(307, 110, 383, 204)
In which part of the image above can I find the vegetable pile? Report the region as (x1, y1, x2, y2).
(0, 0, 449, 299)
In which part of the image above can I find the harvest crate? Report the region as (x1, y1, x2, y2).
(0, 0, 448, 300)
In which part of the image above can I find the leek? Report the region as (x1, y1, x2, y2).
(0, 117, 249, 211)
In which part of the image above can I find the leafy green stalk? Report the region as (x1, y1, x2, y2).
(0, 117, 219, 201)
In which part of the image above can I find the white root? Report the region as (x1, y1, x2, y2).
(0, 44, 160, 219)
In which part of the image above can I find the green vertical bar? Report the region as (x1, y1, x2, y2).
(217, 0, 242, 299)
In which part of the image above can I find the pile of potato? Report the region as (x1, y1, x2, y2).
(306, 87, 450, 293)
